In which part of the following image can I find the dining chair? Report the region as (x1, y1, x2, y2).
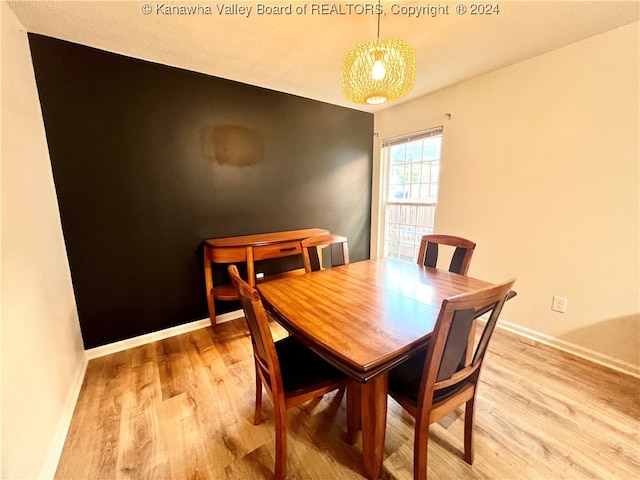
(300, 233, 350, 273)
(416, 234, 476, 275)
(387, 278, 516, 480)
(227, 264, 357, 480)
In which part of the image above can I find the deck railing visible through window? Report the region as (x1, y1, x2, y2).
(384, 202, 436, 262)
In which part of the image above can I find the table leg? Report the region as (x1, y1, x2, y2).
(345, 383, 361, 445)
(361, 372, 388, 480)
(204, 248, 216, 326)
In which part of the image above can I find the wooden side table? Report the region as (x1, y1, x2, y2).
(203, 228, 328, 325)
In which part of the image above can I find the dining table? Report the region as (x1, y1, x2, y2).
(256, 258, 494, 480)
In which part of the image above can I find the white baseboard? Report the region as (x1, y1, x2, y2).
(85, 310, 639, 376)
(215, 309, 246, 324)
(39, 354, 88, 479)
(497, 319, 640, 379)
(86, 310, 244, 359)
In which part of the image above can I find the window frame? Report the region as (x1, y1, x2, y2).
(377, 126, 444, 262)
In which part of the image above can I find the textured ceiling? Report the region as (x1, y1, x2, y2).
(8, 1, 640, 112)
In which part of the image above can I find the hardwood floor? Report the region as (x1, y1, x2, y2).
(55, 318, 640, 479)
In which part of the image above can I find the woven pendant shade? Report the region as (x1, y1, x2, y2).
(342, 38, 416, 105)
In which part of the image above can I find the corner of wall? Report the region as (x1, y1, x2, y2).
(38, 355, 88, 478)
(2, 5, 86, 478)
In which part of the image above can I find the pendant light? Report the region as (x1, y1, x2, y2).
(342, 3, 416, 105)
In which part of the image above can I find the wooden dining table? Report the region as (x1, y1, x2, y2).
(256, 258, 494, 480)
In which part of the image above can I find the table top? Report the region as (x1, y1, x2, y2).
(204, 228, 328, 248)
(257, 258, 493, 381)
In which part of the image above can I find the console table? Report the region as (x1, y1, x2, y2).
(203, 228, 328, 325)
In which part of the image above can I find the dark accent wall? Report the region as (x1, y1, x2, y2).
(28, 34, 373, 349)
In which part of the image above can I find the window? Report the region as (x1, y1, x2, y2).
(381, 127, 443, 262)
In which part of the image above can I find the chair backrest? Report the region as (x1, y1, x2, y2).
(228, 264, 284, 395)
(300, 234, 350, 273)
(417, 234, 476, 275)
(418, 278, 516, 410)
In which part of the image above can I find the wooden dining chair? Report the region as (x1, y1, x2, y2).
(227, 264, 357, 480)
(300, 233, 350, 273)
(416, 234, 476, 275)
(387, 278, 516, 480)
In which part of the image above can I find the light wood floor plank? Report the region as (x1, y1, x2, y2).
(56, 319, 640, 479)
(115, 344, 170, 480)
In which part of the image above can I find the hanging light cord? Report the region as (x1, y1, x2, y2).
(377, 0, 381, 39)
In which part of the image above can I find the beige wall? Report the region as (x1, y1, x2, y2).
(1, 4, 86, 478)
(374, 21, 640, 370)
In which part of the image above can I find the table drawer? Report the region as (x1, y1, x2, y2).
(254, 241, 302, 260)
(206, 246, 247, 263)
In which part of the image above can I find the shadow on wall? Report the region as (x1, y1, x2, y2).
(202, 125, 265, 167)
(560, 313, 640, 368)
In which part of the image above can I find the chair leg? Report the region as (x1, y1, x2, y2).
(345, 383, 361, 445)
(414, 416, 430, 480)
(254, 364, 262, 425)
(273, 401, 287, 480)
(464, 397, 476, 465)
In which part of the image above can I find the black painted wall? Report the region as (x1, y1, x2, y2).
(28, 34, 373, 349)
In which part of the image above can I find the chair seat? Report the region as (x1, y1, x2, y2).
(388, 349, 468, 405)
(275, 335, 347, 396)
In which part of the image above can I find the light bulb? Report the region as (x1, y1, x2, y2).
(366, 95, 388, 105)
(372, 60, 386, 80)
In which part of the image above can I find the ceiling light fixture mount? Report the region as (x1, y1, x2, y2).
(342, 4, 416, 105)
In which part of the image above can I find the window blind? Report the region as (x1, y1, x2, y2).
(382, 126, 443, 148)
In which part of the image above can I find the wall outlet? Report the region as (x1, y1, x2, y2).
(256, 272, 265, 279)
(551, 296, 568, 313)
